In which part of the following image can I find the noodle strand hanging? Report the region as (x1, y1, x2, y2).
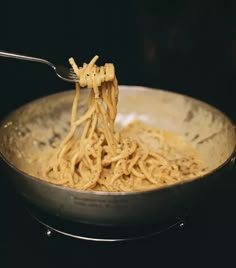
(44, 56, 206, 192)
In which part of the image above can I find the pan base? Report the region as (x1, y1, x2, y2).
(25, 205, 187, 242)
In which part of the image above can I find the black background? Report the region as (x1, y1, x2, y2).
(1, 0, 236, 267)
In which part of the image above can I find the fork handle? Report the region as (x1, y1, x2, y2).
(0, 50, 55, 69)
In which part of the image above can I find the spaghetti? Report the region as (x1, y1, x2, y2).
(44, 56, 206, 192)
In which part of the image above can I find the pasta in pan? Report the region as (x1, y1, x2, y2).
(43, 56, 206, 191)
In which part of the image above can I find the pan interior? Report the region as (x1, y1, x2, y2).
(0, 86, 235, 182)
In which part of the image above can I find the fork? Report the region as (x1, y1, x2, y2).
(0, 50, 78, 82)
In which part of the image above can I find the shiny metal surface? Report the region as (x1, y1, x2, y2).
(0, 50, 77, 83)
(0, 86, 235, 226)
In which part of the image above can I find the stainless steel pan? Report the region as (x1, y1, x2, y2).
(0, 86, 235, 226)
